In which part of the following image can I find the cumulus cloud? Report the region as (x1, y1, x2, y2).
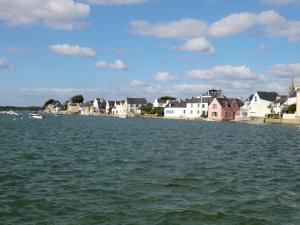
(131, 10, 300, 42)
(49, 44, 96, 57)
(267, 63, 300, 77)
(95, 60, 127, 70)
(186, 65, 255, 80)
(179, 38, 215, 55)
(130, 18, 208, 40)
(0, 58, 13, 69)
(87, 0, 147, 5)
(154, 72, 178, 82)
(0, 0, 90, 30)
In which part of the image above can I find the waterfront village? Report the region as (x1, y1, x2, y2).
(43, 79, 300, 124)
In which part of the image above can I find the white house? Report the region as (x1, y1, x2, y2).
(164, 100, 187, 118)
(112, 98, 147, 116)
(93, 98, 106, 113)
(164, 89, 222, 119)
(272, 96, 287, 115)
(239, 91, 279, 117)
(153, 99, 173, 108)
(106, 101, 115, 114)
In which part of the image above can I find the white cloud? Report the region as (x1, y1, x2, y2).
(260, 0, 300, 5)
(130, 80, 144, 87)
(267, 63, 300, 77)
(87, 0, 147, 5)
(0, 0, 90, 30)
(154, 72, 178, 82)
(95, 60, 127, 70)
(130, 10, 300, 42)
(180, 38, 215, 55)
(186, 65, 255, 80)
(49, 44, 96, 57)
(130, 18, 208, 40)
(0, 58, 13, 69)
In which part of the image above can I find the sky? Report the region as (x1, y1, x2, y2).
(1, 0, 300, 106)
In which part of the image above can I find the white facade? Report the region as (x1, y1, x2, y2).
(247, 92, 275, 117)
(185, 101, 208, 118)
(164, 107, 187, 118)
(112, 98, 147, 116)
(164, 98, 210, 119)
(153, 99, 171, 108)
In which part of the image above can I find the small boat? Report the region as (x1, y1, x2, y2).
(118, 115, 128, 119)
(29, 113, 44, 119)
(5, 111, 20, 116)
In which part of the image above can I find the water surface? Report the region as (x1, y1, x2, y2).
(0, 115, 300, 224)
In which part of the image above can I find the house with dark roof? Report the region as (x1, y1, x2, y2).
(164, 90, 223, 119)
(111, 97, 147, 116)
(238, 91, 279, 118)
(93, 98, 106, 113)
(164, 100, 188, 118)
(208, 97, 241, 121)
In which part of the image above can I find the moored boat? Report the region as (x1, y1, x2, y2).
(29, 113, 45, 119)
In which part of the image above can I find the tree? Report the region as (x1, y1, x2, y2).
(288, 104, 296, 114)
(71, 95, 84, 104)
(43, 99, 60, 109)
(141, 103, 154, 114)
(158, 96, 176, 101)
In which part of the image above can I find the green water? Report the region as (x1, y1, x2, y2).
(0, 115, 299, 224)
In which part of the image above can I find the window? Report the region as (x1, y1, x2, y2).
(212, 112, 218, 117)
(198, 104, 200, 107)
(183, 110, 186, 114)
(190, 110, 193, 114)
(202, 104, 205, 108)
(197, 110, 200, 114)
(254, 96, 257, 102)
(191, 104, 193, 107)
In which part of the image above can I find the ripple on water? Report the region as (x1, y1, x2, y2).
(0, 116, 300, 224)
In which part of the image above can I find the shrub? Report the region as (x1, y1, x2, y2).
(288, 104, 296, 114)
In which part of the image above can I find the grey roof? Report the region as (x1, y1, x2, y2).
(274, 96, 287, 104)
(228, 98, 243, 107)
(126, 97, 147, 105)
(289, 90, 296, 98)
(216, 98, 230, 107)
(107, 101, 115, 107)
(166, 100, 187, 108)
(246, 94, 254, 102)
(186, 98, 202, 103)
(257, 91, 278, 102)
(202, 97, 212, 103)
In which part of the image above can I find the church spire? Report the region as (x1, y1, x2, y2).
(288, 73, 295, 96)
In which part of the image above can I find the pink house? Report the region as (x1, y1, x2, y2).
(208, 97, 242, 121)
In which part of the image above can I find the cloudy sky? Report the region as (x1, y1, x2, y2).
(1, 0, 300, 106)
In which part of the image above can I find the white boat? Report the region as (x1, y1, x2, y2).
(118, 115, 128, 119)
(5, 111, 20, 116)
(29, 113, 44, 119)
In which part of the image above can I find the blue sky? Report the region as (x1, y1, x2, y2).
(1, 0, 300, 106)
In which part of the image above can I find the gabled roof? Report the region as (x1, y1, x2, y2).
(215, 98, 230, 107)
(228, 98, 243, 107)
(165, 100, 187, 108)
(257, 91, 278, 102)
(289, 90, 296, 98)
(186, 98, 202, 103)
(126, 97, 147, 105)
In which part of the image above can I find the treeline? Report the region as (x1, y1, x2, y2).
(0, 106, 42, 111)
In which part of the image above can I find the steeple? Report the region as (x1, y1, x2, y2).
(288, 73, 296, 96)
